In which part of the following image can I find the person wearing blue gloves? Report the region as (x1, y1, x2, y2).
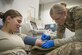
(40, 3, 82, 55)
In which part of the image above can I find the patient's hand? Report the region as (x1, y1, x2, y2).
(35, 39, 43, 47)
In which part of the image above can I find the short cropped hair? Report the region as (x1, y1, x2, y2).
(50, 4, 66, 16)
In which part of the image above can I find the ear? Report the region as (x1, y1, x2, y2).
(6, 16, 12, 23)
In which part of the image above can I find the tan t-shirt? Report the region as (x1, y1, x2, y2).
(0, 30, 26, 55)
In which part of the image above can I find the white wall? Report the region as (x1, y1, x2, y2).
(0, 0, 39, 20)
(40, 3, 55, 25)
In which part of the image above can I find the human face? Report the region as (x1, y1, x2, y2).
(51, 13, 66, 25)
(7, 16, 22, 33)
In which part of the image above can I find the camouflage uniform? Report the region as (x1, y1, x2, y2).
(46, 42, 82, 55)
(31, 6, 82, 55)
(45, 6, 82, 55)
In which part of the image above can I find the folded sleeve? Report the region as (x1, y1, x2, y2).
(24, 36, 37, 46)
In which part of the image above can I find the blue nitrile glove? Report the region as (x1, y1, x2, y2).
(41, 34, 51, 41)
(42, 40, 55, 49)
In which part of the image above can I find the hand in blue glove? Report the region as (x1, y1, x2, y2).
(42, 40, 55, 49)
(41, 34, 51, 41)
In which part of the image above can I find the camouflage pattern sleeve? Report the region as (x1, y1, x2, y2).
(46, 42, 82, 55)
(73, 7, 82, 30)
(54, 29, 82, 46)
(57, 25, 65, 39)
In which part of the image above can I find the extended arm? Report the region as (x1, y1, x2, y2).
(24, 36, 43, 46)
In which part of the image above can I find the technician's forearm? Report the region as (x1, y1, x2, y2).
(54, 29, 82, 46)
